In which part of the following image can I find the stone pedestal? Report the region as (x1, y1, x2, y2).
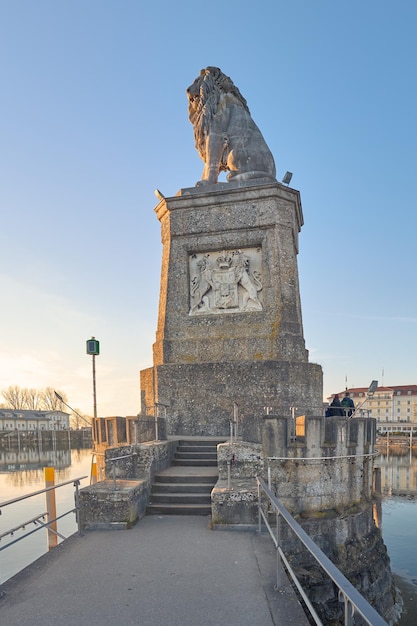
(140, 179, 323, 438)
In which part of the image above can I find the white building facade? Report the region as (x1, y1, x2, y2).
(0, 409, 70, 431)
(329, 385, 417, 433)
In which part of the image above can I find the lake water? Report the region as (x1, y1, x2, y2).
(375, 447, 417, 626)
(0, 445, 92, 585)
(1, 443, 416, 624)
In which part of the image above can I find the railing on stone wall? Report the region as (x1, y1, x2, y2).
(256, 476, 389, 626)
(0, 470, 88, 555)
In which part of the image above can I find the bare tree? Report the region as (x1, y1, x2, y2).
(40, 387, 68, 411)
(1, 385, 26, 409)
(1, 385, 69, 412)
(23, 388, 42, 410)
(70, 409, 92, 430)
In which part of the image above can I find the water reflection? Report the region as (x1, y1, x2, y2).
(375, 446, 417, 626)
(0, 448, 71, 472)
(0, 443, 92, 585)
(375, 445, 417, 497)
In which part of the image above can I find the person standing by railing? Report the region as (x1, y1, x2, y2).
(341, 391, 355, 417)
(327, 394, 344, 417)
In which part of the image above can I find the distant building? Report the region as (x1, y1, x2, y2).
(328, 385, 417, 433)
(0, 409, 70, 431)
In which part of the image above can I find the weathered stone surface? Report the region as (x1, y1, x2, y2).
(286, 507, 403, 626)
(79, 480, 148, 529)
(104, 441, 177, 481)
(211, 479, 259, 527)
(140, 180, 323, 435)
(151, 182, 309, 367)
(146, 360, 322, 439)
(217, 441, 264, 480)
(79, 440, 177, 528)
(264, 416, 376, 514)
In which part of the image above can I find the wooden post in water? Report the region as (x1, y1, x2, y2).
(44, 467, 58, 549)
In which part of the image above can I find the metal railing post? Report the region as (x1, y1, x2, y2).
(74, 480, 82, 536)
(257, 479, 261, 534)
(154, 404, 159, 441)
(275, 509, 283, 589)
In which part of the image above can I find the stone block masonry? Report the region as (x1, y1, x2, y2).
(140, 180, 323, 437)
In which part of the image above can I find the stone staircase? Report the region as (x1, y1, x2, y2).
(147, 439, 224, 516)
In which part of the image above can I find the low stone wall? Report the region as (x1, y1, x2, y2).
(79, 439, 177, 529)
(212, 440, 263, 528)
(104, 440, 177, 481)
(79, 479, 149, 530)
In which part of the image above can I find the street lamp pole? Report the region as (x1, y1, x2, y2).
(86, 337, 100, 419)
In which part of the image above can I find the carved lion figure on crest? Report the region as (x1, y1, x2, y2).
(187, 67, 276, 186)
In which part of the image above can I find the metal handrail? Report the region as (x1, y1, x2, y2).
(0, 476, 87, 509)
(107, 452, 137, 489)
(0, 475, 88, 553)
(256, 476, 389, 626)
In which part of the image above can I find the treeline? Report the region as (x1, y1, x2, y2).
(0, 385, 67, 410)
(0, 385, 91, 428)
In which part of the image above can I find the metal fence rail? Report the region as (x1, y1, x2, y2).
(256, 476, 389, 626)
(0, 474, 88, 553)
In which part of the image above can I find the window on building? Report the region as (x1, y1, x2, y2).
(407, 390, 412, 395)
(397, 391, 401, 395)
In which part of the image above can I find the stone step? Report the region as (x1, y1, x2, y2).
(147, 503, 212, 516)
(172, 458, 218, 467)
(155, 473, 217, 484)
(149, 492, 211, 505)
(146, 438, 221, 516)
(152, 482, 214, 493)
(177, 439, 225, 447)
(175, 451, 217, 460)
(176, 445, 218, 453)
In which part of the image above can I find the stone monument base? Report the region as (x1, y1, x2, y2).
(140, 359, 323, 440)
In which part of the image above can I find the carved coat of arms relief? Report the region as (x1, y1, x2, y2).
(189, 248, 263, 315)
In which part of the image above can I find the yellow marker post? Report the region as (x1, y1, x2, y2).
(44, 467, 58, 549)
(91, 460, 98, 484)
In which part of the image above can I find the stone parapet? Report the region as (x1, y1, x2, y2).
(104, 440, 177, 481)
(263, 416, 377, 515)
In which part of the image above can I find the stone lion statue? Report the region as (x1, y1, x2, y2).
(186, 66, 276, 186)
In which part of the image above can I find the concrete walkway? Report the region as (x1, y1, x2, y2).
(0, 515, 309, 626)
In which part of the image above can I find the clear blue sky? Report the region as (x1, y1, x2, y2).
(1, 1, 416, 416)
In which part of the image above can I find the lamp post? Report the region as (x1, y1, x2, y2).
(86, 337, 100, 419)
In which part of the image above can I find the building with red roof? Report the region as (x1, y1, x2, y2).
(327, 385, 417, 433)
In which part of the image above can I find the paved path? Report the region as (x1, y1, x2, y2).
(0, 515, 309, 626)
